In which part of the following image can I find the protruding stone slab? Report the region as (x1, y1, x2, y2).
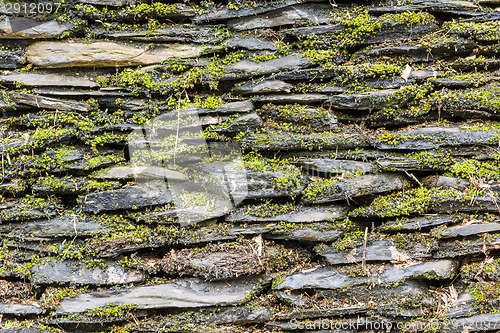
(233, 80, 293, 95)
(227, 4, 332, 31)
(0, 50, 25, 69)
(14, 93, 92, 112)
(295, 159, 377, 176)
(55, 277, 261, 315)
(0, 216, 108, 239)
(223, 55, 310, 80)
(228, 206, 348, 223)
(379, 215, 453, 232)
(0, 73, 99, 88)
(274, 260, 457, 290)
(79, 184, 172, 214)
(422, 175, 469, 191)
(224, 37, 276, 51)
(440, 222, 500, 238)
(195, 0, 306, 23)
(31, 260, 144, 285)
(26, 42, 220, 68)
(242, 132, 370, 151)
(328, 89, 399, 110)
(373, 126, 500, 150)
(252, 94, 328, 105)
(93, 166, 188, 181)
(302, 173, 409, 205)
(0, 303, 43, 315)
(0, 17, 75, 39)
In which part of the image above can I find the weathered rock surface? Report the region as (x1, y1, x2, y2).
(2, 0, 500, 330)
(0, 50, 25, 69)
(227, 4, 333, 31)
(373, 126, 500, 150)
(228, 206, 348, 223)
(315, 240, 434, 265)
(0, 216, 108, 239)
(31, 260, 144, 285)
(294, 159, 376, 176)
(93, 166, 188, 181)
(79, 184, 172, 213)
(0, 303, 42, 315)
(26, 42, 219, 68)
(274, 260, 457, 290)
(233, 80, 293, 95)
(0, 73, 99, 88)
(440, 222, 500, 237)
(302, 173, 409, 204)
(0, 17, 75, 38)
(379, 215, 453, 232)
(224, 54, 310, 80)
(55, 277, 262, 315)
(242, 132, 370, 151)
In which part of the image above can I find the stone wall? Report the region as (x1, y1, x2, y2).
(1, 0, 500, 332)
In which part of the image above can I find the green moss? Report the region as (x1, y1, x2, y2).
(302, 178, 340, 202)
(350, 187, 457, 218)
(332, 229, 365, 251)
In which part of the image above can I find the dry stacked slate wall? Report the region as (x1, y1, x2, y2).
(1, 0, 500, 332)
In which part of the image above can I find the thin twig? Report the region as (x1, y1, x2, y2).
(362, 227, 368, 269)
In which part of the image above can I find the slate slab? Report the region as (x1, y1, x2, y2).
(55, 277, 262, 315)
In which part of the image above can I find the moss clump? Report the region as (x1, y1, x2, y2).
(331, 229, 365, 251)
(350, 187, 457, 218)
(446, 20, 500, 41)
(461, 258, 500, 282)
(446, 159, 500, 181)
(302, 178, 341, 202)
(33, 176, 121, 195)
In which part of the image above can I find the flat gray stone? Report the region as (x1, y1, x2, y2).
(106, 25, 225, 44)
(373, 126, 500, 150)
(379, 215, 453, 232)
(328, 89, 399, 110)
(242, 132, 370, 151)
(252, 94, 328, 105)
(79, 183, 172, 214)
(369, 0, 481, 16)
(274, 259, 457, 290)
(233, 80, 293, 95)
(440, 222, 500, 238)
(267, 226, 342, 242)
(0, 303, 42, 315)
(212, 113, 263, 134)
(93, 166, 188, 181)
(213, 101, 252, 114)
(228, 4, 332, 31)
(422, 175, 469, 191)
(14, 93, 91, 112)
(55, 277, 261, 315)
(228, 206, 348, 223)
(315, 241, 416, 265)
(27, 42, 220, 68)
(357, 37, 475, 61)
(31, 260, 144, 285)
(302, 173, 409, 204)
(223, 55, 310, 80)
(0, 73, 99, 88)
(0, 216, 108, 239)
(295, 159, 377, 176)
(195, 0, 306, 23)
(0, 17, 75, 39)
(224, 37, 276, 51)
(0, 50, 25, 69)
